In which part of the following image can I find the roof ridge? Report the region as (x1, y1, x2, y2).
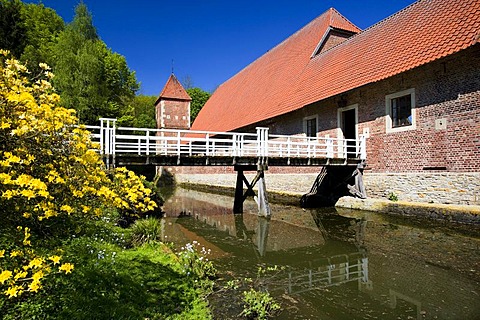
(214, 8, 357, 92)
(329, 8, 334, 26)
(352, 0, 420, 37)
(311, 0, 421, 59)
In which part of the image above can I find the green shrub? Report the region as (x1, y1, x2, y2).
(128, 217, 163, 246)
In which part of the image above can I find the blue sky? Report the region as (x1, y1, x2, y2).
(24, 0, 417, 96)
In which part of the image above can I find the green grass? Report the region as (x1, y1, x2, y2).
(1, 221, 213, 320)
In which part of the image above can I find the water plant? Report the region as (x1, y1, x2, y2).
(177, 241, 216, 293)
(214, 265, 282, 319)
(240, 288, 281, 319)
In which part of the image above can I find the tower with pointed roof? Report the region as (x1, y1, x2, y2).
(155, 74, 192, 129)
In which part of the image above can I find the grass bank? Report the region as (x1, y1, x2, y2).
(0, 217, 214, 320)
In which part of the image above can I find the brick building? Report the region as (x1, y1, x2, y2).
(180, 0, 480, 205)
(155, 74, 191, 130)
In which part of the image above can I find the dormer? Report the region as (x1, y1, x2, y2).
(311, 8, 360, 57)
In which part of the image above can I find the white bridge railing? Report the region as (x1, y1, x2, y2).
(85, 118, 367, 160)
(267, 254, 369, 294)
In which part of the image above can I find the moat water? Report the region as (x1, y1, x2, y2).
(161, 187, 480, 319)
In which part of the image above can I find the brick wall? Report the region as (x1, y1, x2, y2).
(155, 99, 190, 129)
(359, 45, 480, 173)
(264, 45, 480, 173)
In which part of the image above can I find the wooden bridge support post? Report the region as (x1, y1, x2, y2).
(233, 168, 247, 213)
(355, 162, 367, 198)
(233, 165, 271, 216)
(256, 170, 271, 217)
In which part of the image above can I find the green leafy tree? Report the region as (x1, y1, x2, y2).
(69, 1, 97, 41)
(131, 95, 157, 128)
(0, 0, 26, 57)
(19, 3, 64, 75)
(53, 3, 138, 124)
(104, 51, 139, 109)
(187, 87, 211, 124)
(118, 95, 156, 128)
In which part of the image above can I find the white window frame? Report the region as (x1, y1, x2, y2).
(385, 88, 416, 133)
(303, 115, 318, 137)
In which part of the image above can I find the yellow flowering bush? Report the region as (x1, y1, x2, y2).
(0, 50, 156, 299)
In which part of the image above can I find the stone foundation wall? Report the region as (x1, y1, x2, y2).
(173, 171, 480, 206)
(363, 172, 480, 205)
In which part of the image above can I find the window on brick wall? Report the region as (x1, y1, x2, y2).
(304, 115, 318, 137)
(386, 88, 416, 133)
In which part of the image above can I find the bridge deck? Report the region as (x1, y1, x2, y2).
(88, 118, 367, 167)
(107, 154, 363, 167)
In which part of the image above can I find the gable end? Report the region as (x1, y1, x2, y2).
(311, 27, 358, 57)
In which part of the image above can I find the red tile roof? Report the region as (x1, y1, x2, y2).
(156, 74, 191, 104)
(192, 0, 480, 132)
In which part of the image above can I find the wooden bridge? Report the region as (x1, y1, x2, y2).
(86, 118, 368, 215)
(87, 118, 367, 167)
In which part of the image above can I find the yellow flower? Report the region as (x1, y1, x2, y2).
(23, 227, 31, 246)
(16, 174, 31, 187)
(0, 122, 10, 129)
(28, 280, 41, 293)
(93, 208, 102, 217)
(60, 205, 74, 214)
(20, 189, 36, 200)
(0, 173, 12, 183)
(59, 263, 74, 274)
(10, 250, 21, 257)
(0, 270, 13, 284)
(32, 270, 44, 282)
(41, 209, 58, 219)
(37, 190, 50, 198)
(5, 285, 22, 298)
(0, 250, 5, 258)
(48, 255, 61, 265)
(2, 190, 15, 200)
(72, 189, 84, 198)
(28, 257, 44, 269)
(38, 62, 50, 70)
(3, 152, 21, 164)
(14, 271, 27, 280)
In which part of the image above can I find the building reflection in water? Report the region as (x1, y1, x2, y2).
(165, 189, 372, 291)
(162, 188, 480, 320)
